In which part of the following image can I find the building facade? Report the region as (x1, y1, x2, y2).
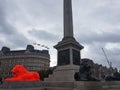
(0, 45, 50, 78)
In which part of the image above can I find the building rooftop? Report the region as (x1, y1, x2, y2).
(0, 45, 49, 56)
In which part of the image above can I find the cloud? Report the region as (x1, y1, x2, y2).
(0, 0, 29, 49)
(90, 1, 120, 25)
(28, 29, 59, 41)
(0, 0, 15, 35)
(76, 29, 120, 44)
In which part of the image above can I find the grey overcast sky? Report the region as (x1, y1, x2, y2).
(0, 0, 120, 69)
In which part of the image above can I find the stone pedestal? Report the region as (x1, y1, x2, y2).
(74, 81, 102, 90)
(45, 65, 79, 81)
(43, 81, 102, 90)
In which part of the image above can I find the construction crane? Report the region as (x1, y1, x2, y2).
(102, 48, 112, 68)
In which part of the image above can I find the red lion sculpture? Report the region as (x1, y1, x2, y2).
(5, 65, 40, 82)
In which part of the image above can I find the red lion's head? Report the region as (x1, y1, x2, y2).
(11, 65, 28, 77)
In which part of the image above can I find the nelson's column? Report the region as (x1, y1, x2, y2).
(54, 0, 84, 66)
(46, 0, 84, 81)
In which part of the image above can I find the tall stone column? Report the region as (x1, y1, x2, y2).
(64, 0, 73, 38)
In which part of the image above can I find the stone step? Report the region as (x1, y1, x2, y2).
(103, 85, 120, 90)
(102, 81, 120, 85)
(42, 81, 74, 88)
(48, 75, 53, 78)
(46, 87, 72, 90)
(44, 78, 49, 81)
(102, 81, 120, 90)
(102, 88, 119, 90)
(0, 87, 46, 90)
(44, 77, 55, 81)
(44, 74, 55, 81)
